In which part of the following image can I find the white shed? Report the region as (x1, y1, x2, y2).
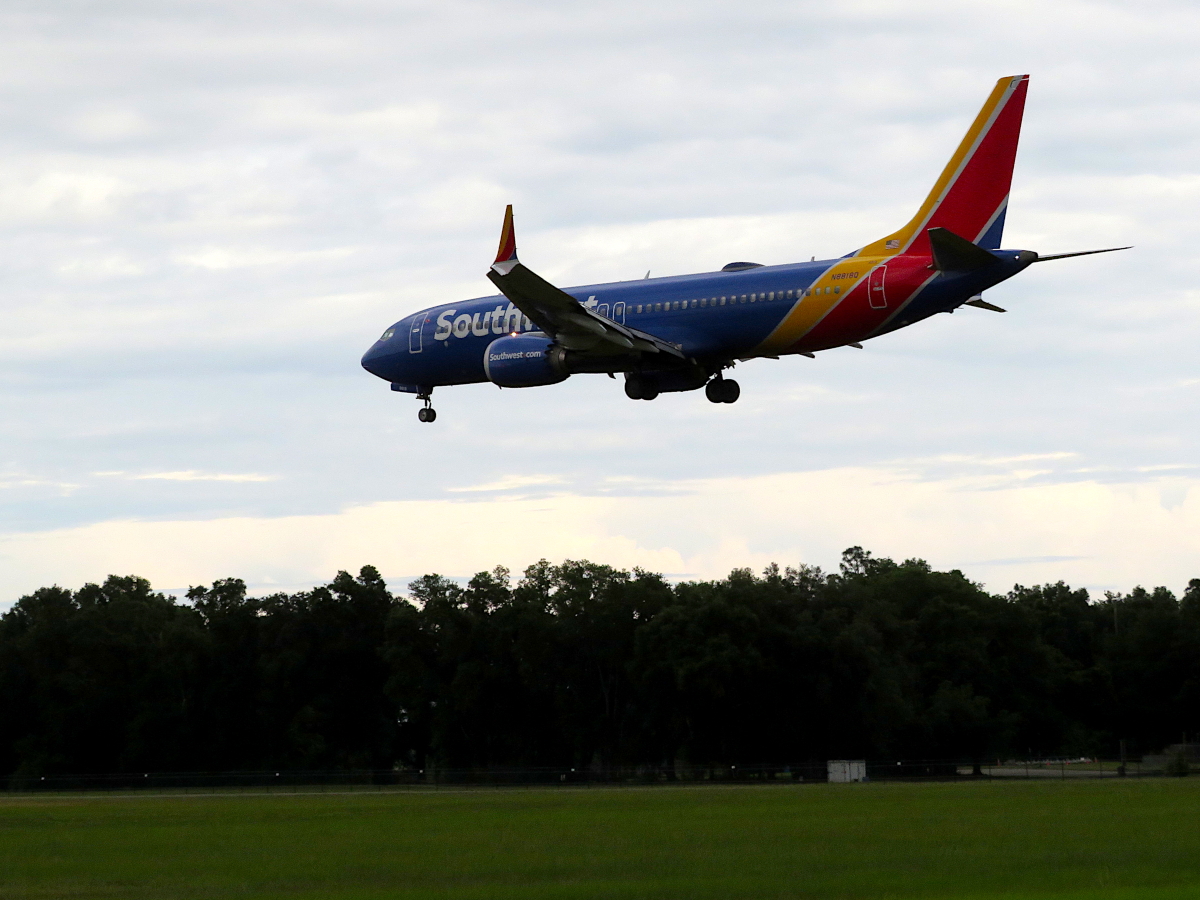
(827, 760, 867, 783)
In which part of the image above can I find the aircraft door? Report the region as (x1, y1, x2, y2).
(868, 266, 888, 309)
(409, 313, 424, 353)
(614, 302, 625, 323)
(598, 303, 610, 319)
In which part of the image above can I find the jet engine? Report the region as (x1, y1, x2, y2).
(483, 334, 569, 388)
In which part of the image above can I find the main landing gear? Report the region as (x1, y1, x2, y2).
(705, 377, 740, 404)
(625, 371, 740, 403)
(417, 392, 437, 423)
(624, 373, 659, 401)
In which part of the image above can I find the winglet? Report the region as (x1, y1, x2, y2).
(492, 204, 519, 275)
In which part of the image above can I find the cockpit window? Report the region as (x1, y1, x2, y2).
(380, 327, 396, 341)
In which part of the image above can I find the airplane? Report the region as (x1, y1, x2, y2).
(362, 74, 1127, 423)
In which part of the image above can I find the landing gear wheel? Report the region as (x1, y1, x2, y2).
(624, 375, 659, 401)
(706, 378, 740, 404)
(417, 392, 437, 423)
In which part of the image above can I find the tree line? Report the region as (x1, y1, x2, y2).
(1, 548, 1197, 777)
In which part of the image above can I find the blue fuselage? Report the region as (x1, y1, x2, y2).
(361, 254, 1029, 391)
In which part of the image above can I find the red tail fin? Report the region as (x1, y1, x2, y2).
(858, 75, 1029, 257)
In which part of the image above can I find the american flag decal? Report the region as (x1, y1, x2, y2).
(885, 239, 899, 249)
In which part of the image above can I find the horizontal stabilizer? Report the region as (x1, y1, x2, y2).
(964, 297, 1006, 313)
(1033, 246, 1131, 263)
(928, 227, 1000, 272)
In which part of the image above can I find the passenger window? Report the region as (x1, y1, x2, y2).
(740, 295, 746, 303)
(825, 286, 831, 295)
(720, 297, 726, 305)
(833, 286, 840, 294)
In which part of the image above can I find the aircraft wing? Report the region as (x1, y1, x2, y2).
(485, 206, 684, 358)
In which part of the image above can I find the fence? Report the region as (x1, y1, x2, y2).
(2, 757, 1181, 794)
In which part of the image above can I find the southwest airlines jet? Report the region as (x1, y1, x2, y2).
(362, 75, 1125, 422)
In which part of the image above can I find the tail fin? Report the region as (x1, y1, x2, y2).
(858, 75, 1029, 257)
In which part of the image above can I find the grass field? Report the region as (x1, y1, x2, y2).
(2, 780, 1199, 899)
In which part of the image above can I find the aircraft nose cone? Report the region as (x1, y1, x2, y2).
(361, 342, 392, 381)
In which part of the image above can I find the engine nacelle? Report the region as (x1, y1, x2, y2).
(483, 334, 569, 388)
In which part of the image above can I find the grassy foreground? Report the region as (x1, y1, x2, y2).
(2, 780, 1199, 899)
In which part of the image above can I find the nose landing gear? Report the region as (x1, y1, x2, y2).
(417, 392, 437, 423)
(705, 377, 740, 404)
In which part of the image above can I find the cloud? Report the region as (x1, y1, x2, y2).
(174, 246, 360, 270)
(448, 474, 569, 493)
(2, 466, 1197, 604)
(129, 471, 277, 483)
(1, 0, 1198, 597)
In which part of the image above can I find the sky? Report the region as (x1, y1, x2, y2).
(2, 0, 1199, 603)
